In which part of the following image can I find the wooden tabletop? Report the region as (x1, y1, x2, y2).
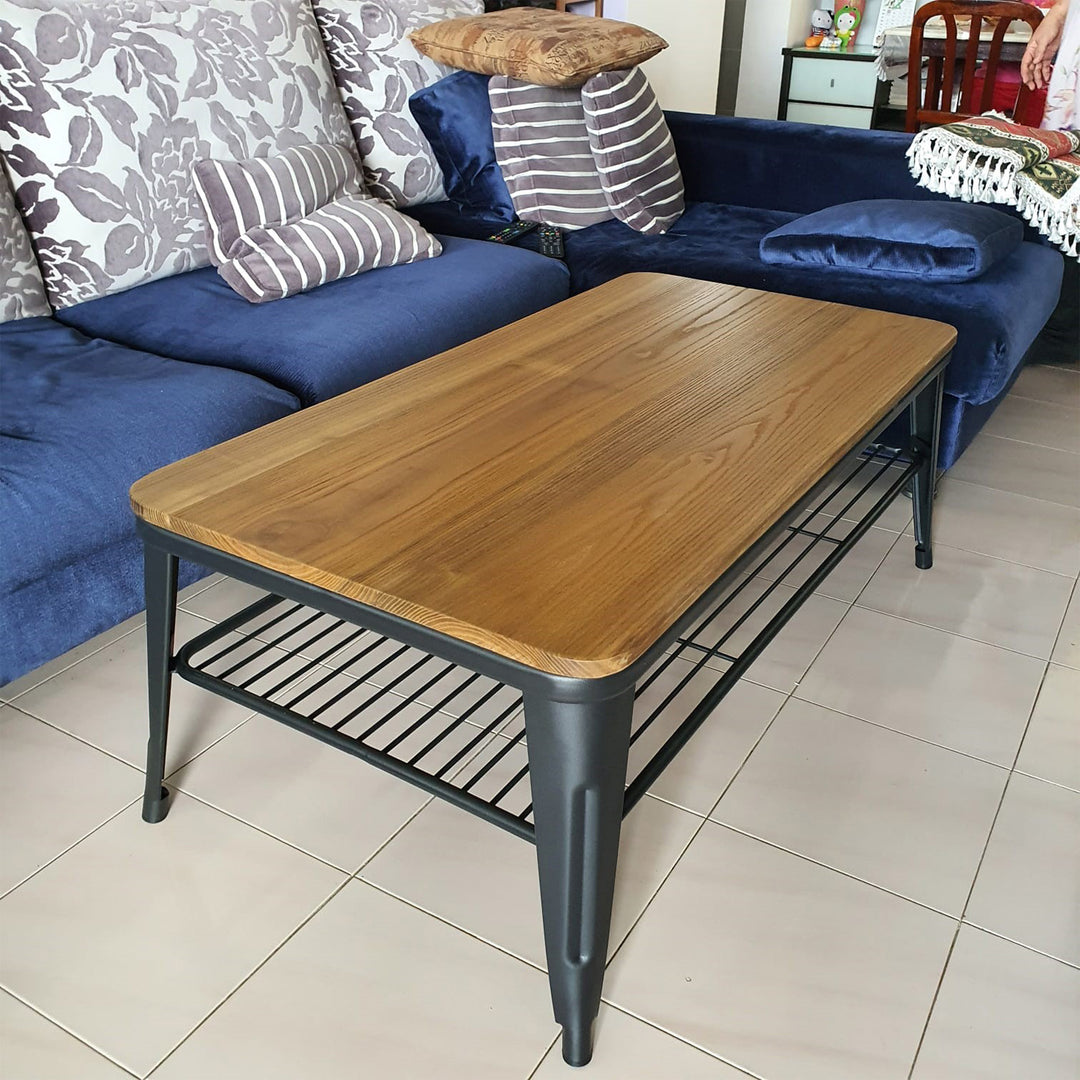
(132, 275, 955, 679)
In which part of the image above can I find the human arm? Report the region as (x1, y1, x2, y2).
(1021, 0, 1069, 90)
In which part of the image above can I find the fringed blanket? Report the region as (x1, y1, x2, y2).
(907, 116, 1080, 258)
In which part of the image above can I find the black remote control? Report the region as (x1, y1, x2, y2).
(487, 219, 538, 244)
(538, 224, 565, 260)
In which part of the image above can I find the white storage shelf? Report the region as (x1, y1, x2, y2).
(779, 45, 888, 130)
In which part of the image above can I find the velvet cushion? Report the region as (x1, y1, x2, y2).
(409, 8, 666, 88)
(760, 200, 1024, 282)
(0, 317, 299, 598)
(57, 235, 570, 407)
(559, 201, 1063, 408)
(409, 71, 516, 225)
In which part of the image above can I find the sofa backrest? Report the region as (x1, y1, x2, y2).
(0, 162, 50, 322)
(0, 0, 354, 310)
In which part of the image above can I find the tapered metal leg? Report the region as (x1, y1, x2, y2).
(910, 373, 944, 571)
(142, 544, 178, 823)
(523, 683, 634, 1067)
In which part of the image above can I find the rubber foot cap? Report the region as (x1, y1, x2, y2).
(142, 785, 172, 823)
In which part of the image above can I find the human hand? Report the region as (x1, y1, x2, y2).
(1021, 3, 1066, 90)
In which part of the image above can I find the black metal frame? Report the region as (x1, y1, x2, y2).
(139, 364, 945, 1067)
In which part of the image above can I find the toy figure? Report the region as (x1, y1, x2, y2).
(834, 4, 863, 48)
(805, 8, 834, 47)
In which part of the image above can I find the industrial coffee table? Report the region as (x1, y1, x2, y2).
(131, 274, 954, 1067)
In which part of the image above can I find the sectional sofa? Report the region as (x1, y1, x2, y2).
(0, 0, 1066, 687)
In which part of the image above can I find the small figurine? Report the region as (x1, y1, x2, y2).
(805, 8, 834, 48)
(834, 4, 863, 48)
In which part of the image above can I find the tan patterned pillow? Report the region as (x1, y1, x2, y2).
(409, 8, 667, 89)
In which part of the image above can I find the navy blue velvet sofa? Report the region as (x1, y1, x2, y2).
(2, 113, 1063, 690)
(0, 237, 570, 687)
(409, 112, 1066, 471)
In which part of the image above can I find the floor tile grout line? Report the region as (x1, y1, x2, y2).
(702, 819, 963, 921)
(1049, 576, 1079, 664)
(958, 919, 1080, 972)
(786, 694, 1019, 771)
(852, 599, 1062, 664)
(592, 999, 770, 1080)
(978, 426, 1080, 456)
(1011, 767, 1080, 796)
(904, 654, 1051, 1080)
(0, 986, 142, 1080)
(5, 622, 145, 704)
(0, 795, 142, 904)
(356, 876, 550, 975)
(943, 473, 1080, 518)
(141, 875, 354, 1079)
(523, 1032, 562, 1080)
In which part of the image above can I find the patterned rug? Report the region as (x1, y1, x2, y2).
(908, 115, 1080, 258)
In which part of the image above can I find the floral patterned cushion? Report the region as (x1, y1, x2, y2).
(0, 163, 50, 321)
(0, 0, 354, 309)
(313, 0, 483, 208)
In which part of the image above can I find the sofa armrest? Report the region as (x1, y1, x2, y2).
(666, 112, 945, 213)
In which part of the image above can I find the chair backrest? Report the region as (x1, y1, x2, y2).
(906, 1, 1044, 131)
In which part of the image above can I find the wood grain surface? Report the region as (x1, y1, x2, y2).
(131, 274, 955, 678)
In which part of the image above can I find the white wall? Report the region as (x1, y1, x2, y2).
(735, 0, 818, 120)
(622, 0, 727, 113)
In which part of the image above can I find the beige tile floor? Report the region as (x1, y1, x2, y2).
(1, 364, 1078, 1080)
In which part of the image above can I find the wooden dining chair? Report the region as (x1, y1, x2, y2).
(906, 1, 1044, 131)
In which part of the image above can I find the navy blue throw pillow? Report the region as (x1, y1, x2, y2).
(759, 200, 1023, 281)
(409, 71, 516, 225)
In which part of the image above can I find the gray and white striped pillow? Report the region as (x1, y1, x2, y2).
(489, 78, 613, 231)
(193, 143, 363, 266)
(217, 192, 442, 304)
(583, 68, 684, 235)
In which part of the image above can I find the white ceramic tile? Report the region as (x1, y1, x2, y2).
(150, 880, 556, 1080)
(1015, 665, 1080, 792)
(0, 708, 139, 896)
(966, 773, 1080, 966)
(684, 579, 848, 693)
(796, 606, 1043, 765)
(0, 991, 134, 1080)
(170, 701, 495, 870)
(1052, 583, 1080, 669)
(629, 664, 786, 815)
(181, 577, 368, 664)
(802, 462, 915, 533)
(1, 612, 144, 702)
(1012, 364, 1080, 408)
(908, 479, 1080, 577)
(362, 754, 700, 968)
(949, 435, 1080, 509)
(981, 395, 1080, 454)
(0, 795, 343, 1076)
(713, 699, 1007, 913)
(858, 542, 1073, 658)
(605, 823, 954, 1080)
(532, 1005, 754, 1079)
(912, 926, 1080, 1080)
(755, 525, 900, 602)
(12, 613, 265, 775)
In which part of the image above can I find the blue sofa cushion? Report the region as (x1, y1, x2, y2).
(57, 235, 571, 407)
(0, 318, 299, 595)
(760, 200, 1024, 282)
(561, 201, 1063, 407)
(409, 71, 516, 227)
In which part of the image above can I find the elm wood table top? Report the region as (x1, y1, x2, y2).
(131, 274, 955, 679)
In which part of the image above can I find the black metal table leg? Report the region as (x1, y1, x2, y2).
(523, 683, 634, 1067)
(910, 372, 944, 570)
(142, 544, 178, 823)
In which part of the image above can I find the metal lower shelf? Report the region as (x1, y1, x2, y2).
(176, 446, 918, 844)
